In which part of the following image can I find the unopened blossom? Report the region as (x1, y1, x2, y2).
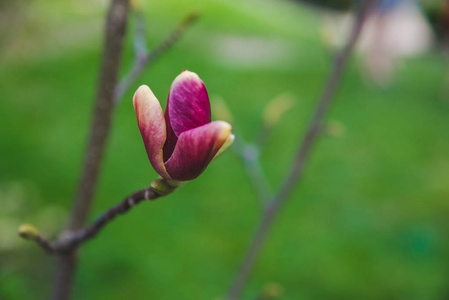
(133, 70, 234, 181)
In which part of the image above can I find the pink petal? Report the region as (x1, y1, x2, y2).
(167, 70, 211, 137)
(164, 121, 232, 181)
(133, 85, 172, 180)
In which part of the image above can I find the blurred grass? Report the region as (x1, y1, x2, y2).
(1, 0, 449, 299)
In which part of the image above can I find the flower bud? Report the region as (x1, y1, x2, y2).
(134, 70, 234, 181)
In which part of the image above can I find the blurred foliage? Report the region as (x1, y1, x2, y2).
(422, 0, 449, 44)
(1, 0, 449, 299)
(292, 0, 354, 11)
(291, 0, 449, 43)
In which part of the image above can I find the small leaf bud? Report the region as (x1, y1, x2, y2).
(18, 224, 39, 241)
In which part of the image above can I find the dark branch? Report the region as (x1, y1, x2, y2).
(63, 188, 154, 250)
(21, 178, 181, 254)
(67, 0, 130, 233)
(24, 187, 157, 254)
(226, 0, 376, 299)
(113, 10, 200, 103)
(52, 1, 130, 299)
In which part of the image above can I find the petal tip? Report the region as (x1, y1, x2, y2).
(215, 121, 232, 139)
(133, 84, 150, 97)
(136, 84, 150, 92)
(172, 70, 202, 87)
(213, 133, 235, 161)
(168, 70, 211, 135)
(133, 85, 156, 109)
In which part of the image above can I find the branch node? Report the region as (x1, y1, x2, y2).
(127, 197, 136, 207)
(150, 178, 183, 197)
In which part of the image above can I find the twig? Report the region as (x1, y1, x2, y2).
(233, 92, 296, 204)
(25, 188, 156, 254)
(133, 10, 148, 60)
(242, 148, 273, 204)
(232, 130, 273, 204)
(62, 188, 154, 251)
(52, 0, 130, 299)
(20, 178, 181, 254)
(253, 124, 271, 150)
(113, 10, 200, 103)
(226, 0, 376, 299)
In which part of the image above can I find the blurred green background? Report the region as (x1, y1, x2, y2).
(1, 0, 449, 299)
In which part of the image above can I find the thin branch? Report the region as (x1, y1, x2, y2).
(35, 188, 154, 253)
(232, 130, 273, 204)
(252, 124, 271, 150)
(226, 1, 376, 299)
(62, 188, 154, 251)
(233, 92, 296, 204)
(133, 10, 148, 59)
(239, 144, 273, 203)
(243, 149, 273, 204)
(113, 10, 200, 103)
(21, 181, 181, 254)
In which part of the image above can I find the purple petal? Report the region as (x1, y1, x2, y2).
(164, 121, 232, 181)
(167, 70, 211, 136)
(162, 90, 177, 162)
(133, 85, 172, 180)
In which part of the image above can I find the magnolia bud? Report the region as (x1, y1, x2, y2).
(134, 71, 234, 181)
